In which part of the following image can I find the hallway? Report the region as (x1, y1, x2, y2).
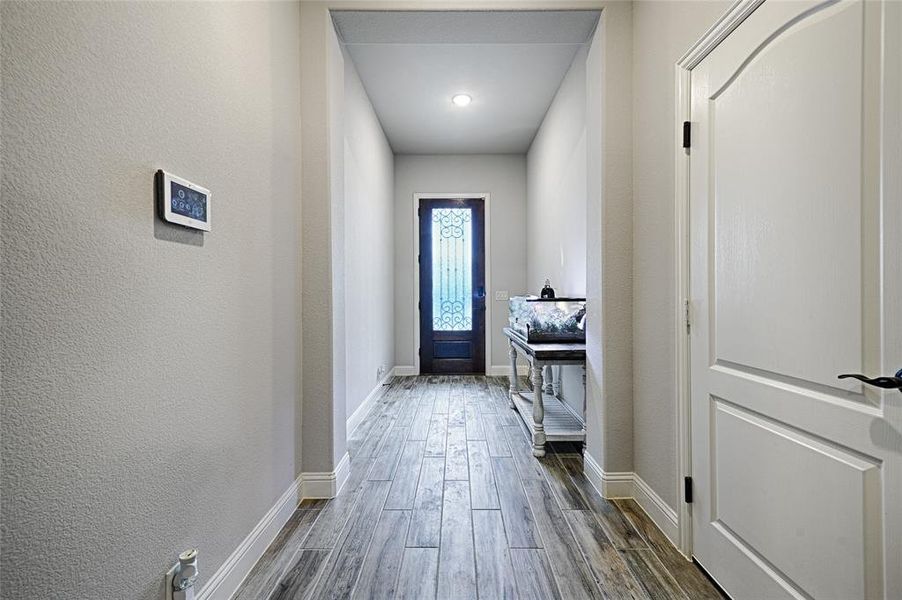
(235, 376, 724, 599)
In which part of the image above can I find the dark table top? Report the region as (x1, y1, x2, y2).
(503, 327, 586, 361)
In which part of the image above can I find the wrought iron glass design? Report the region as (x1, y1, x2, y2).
(432, 208, 473, 331)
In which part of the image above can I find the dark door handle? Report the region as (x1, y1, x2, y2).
(475, 286, 486, 300)
(838, 369, 902, 389)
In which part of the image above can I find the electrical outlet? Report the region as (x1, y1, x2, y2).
(494, 290, 509, 301)
(377, 365, 385, 382)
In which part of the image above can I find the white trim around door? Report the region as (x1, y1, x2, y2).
(673, 0, 767, 559)
(412, 192, 492, 376)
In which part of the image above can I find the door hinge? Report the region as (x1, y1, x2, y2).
(682, 121, 691, 148)
(684, 476, 693, 503)
(417, 254, 421, 264)
(684, 299, 691, 334)
(418, 300, 421, 311)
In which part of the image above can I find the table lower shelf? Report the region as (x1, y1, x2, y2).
(509, 389, 586, 442)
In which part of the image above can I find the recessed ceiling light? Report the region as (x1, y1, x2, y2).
(452, 94, 472, 107)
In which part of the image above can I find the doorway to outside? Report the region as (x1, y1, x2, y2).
(418, 197, 486, 374)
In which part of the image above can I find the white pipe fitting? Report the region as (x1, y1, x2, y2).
(172, 549, 199, 600)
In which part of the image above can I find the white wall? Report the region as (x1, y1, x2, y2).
(526, 44, 589, 411)
(343, 50, 395, 420)
(527, 45, 588, 297)
(393, 155, 527, 372)
(0, 2, 301, 598)
(631, 0, 730, 509)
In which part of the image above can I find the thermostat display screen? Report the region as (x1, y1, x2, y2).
(156, 169, 211, 231)
(170, 181, 207, 223)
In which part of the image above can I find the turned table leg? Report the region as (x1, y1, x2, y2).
(543, 365, 554, 395)
(531, 362, 546, 457)
(508, 341, 518, 408)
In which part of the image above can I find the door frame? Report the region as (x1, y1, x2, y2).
(412, 192, 491, 375)
(673, 0, 766, 559)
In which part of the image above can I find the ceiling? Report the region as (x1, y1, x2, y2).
(332, 10, 600, 154)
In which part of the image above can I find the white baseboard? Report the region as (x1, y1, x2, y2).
(347, 368, 396, 437)
(394, 365, 417, 376)
(198, 473, 303, 600)
(333, 452, 351, 496)
(300, 452, 350, 499)
(488, 365, 529, 377)
(633, 474, 680, 545)
(198, 452, 352, 599)
(582, 453, 680, 547)
(601, 472, 635, 499)
(583, 452, 633, 499)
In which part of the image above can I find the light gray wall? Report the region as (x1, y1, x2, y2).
(343, 49, 395, 420)
(329, 14, 349, 471)
(300, 2, 347, 472)
(585, 2, 635, 472)
(0, 2, 301, 599)
(631, 0, 730, 508)
(393, 155, 527, 371)
(526, 44, 589, 412)
(527, 45, 588, 298)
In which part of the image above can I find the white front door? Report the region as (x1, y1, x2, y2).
(689, 1, 901, 598)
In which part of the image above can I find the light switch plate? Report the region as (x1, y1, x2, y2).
(494, 291, 509, 301)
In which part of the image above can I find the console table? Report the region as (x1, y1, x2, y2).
(504, 327, 586, 457)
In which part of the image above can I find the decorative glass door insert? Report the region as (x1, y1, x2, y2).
(431, 208, 473, 331)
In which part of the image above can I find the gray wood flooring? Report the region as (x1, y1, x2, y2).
(235, 376, 725, 600)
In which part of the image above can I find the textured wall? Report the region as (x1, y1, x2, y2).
(583, 2, 635, 473)
(328, 14, 349, 470)
(598, 1, 635, 474)
(300, 2, 348, 472)
(343, 49, 395, 421)
(631, 0, 730, 508)
(393, 155, 527, 371)
(0, 2, 301, 598)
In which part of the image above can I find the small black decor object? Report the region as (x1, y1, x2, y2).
(540, 279, 556, 299)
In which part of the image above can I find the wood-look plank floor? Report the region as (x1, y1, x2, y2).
(235, 376, 725, 600)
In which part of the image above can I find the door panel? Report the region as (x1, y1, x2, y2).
(419, 198, 486, 374)
(689, 1, 901, 598)
(711, 399, 880, 600)
(711, 0, 863, 391)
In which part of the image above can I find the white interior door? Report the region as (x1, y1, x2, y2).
(689, 1, 901, 598)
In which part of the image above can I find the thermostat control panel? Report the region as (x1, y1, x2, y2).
(156, 170, 211, 232)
